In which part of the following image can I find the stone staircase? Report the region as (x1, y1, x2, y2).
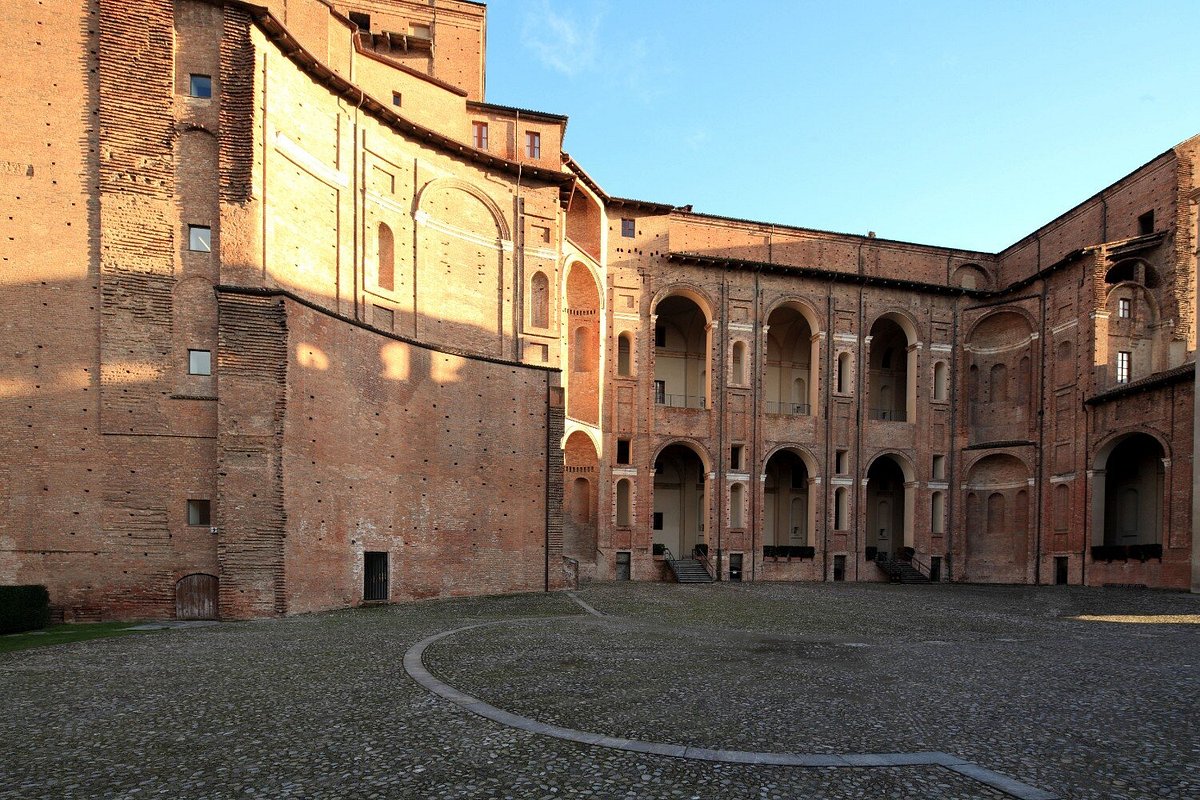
(667, 556, 714, 584)
(877, 559, 930, 584)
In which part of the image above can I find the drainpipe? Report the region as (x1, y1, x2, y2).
(948, 296, 959, 582)
(1034, 275, 1048, 585)
(545, 371, 551, 592)
(750, 266, 761, 581)
(714, 270, 728, 580)
(823, 288, 834, 581)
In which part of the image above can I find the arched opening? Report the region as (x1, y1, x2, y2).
(563, 430, 600, 561)
(653, 443, 707, 556)
(765, 305, 816, 415)
(967, 311, 1034, 442)
(617, 332, 633, 376)
(764, 449, 812, 546)
(565, 262, 601, 425)
(615, 479, 632, 528)
(866, 455, 907, 558)
(175, 573, 218, 620)
(953, 263, 988, 290)
(933, 361, 948, 401)
(1096, 434, 1164, 547)
(836, 352, 851, 394)
(654, 295, 709, 409)
(731, 340, 746, 385)
(730, 483, 745, 529)
(965, 453, 1031, 582)
(377, 222, 395, 291)
(868, 317, 911, 421)
(530, 271, 549, 329)
(931, 491, 945, 535)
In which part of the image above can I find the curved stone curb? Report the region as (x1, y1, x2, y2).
(404, 618, 1059, 800)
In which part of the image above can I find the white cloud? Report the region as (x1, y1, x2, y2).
(520, 0, 606, 76)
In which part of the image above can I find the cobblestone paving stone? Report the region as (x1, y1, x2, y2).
(0, 584, 1195, 799)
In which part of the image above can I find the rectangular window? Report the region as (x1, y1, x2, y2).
(472, 121, 488, 150)
(932, 454, 946, 480)
(616, 438, 631, 465)
(364, 552, 388, 601)
(391, 91, 402, 107)
(525, 131, 541, 159)
(409, 23, 431, 39)
(615, 551, 631, 581)
(1116, 351, 1131, 384)
(730, 445, 743, 471)
(188, 349, 212, 376)
(1137, 210, 1154, 235)
(621, 218, 635, 238)
(187, 499, 211, 526)
(653, 379, 666, 404)
(654, 325, 666, 347)
(835, 449, 848, 475)
(188, 225, 211, 252)
(652, 512, 664, 530)
(1118, 298, 1131, 318)
(188, 74, 212, 98)
(348, 11, 370, 31)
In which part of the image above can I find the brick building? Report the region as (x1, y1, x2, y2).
(1, 0, 1197, 621)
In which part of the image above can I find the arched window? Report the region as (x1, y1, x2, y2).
(730, 483, 744, 529)
(573, 326, 589, 371)
(836, 352, 850, 394)
(378, 222, 394, 291)
(617, 332, 633, 376)
(931, 491, 945, 534)
(987, 492, 1006, 535)
(616, 479, 632, 527)
(933, 361, 948, 401)
(732, 341, 746, 385)
(530, 271, 549, 328)
(834, 487, 848, 530)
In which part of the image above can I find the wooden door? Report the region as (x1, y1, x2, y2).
(175, 574, 218, 620)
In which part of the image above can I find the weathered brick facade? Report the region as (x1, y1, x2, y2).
(0, 0, 1196, 621)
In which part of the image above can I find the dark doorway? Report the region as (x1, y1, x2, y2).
(1055, 556, 1069, 585)
(833, 555, 846, 582)
(615, 551, 631, 581)
(929, 556, 942, 583)
(175, 573, 218, 620)
(729, 553, 743, 582)
(364, 552, 389, 601)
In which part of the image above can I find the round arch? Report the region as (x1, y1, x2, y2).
(863, 449, 915, 483)
(761, 443, 821, 478)
(651, 437, 712, 474)
(963, 451, 1034, 483)
(1092, 427, 1171, 470)
(413, 177, 511, 241)
(761, 445, 819, 548)
(763, 296, 823, 335)
(951, 262, 992, 290)
(562, 258, 605, 311)
(1103, 281, 1161, 322)
(964, 307, 1038, 346)
(864, 451, 915, 556)
(869, 310, 918, 344)
(651, 284, 715, 322)
(561, 424, 602, 456)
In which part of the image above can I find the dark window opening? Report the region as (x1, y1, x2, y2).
(187, 499, 211, 526)
(730, 445, 743, 471)
(615, 551, 631, 581)
(1137, 210, 1154, 235)
(1055, 556, 1069, 585)
(729, 553, 743, 582)
(391, 91, 402, 107)
(833, 554, 846, 582)
(349, 11, 371, 31)
(621, 218, 635, 238)
(652, 512, 664, 530)
(929, 555, 942, 582)
(791, 466, 806, 489)
(364, 551, 388, 601)
(654, 325, 667, 347)
(616, 438, 631, 465)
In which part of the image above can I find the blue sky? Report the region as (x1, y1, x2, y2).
(484, 1, 1200, 252)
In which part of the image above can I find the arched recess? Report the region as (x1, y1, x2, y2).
(1104, 257, 1160, 289)
(653, 290, 712, 410)
(617, 331, 634, 376)
(563, 430, 599, 562)
(964, 453, 1031, 582)
(565, 261, 601, 425)
(952, 263, 990, 290)
(1103, 282, 1160, 386)
(762, 446, 819, 547)
(965, 310, 1035, 443)
(652, 440, 711, 557)
(1091, 431, 1166, 548)
(865, 452, 915, 558)
(868, 312, 917, 422)
(176, 573, 218, 620)
(377, 222, 395, 292)
(933, 360, 949, 401)
(765, 301, 820, 415)
(529, 271, 550, 329)
(413, 178, 510, 356)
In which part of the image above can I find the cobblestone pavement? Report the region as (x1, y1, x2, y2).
(1, 584, 1197, 799)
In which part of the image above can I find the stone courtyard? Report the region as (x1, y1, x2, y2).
(1, 583, 1197, 799)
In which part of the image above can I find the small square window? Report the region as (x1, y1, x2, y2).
(187, 499, 211, 526)
(616, 438, 631, 465)
(189, 74, 212, 98)
(188, 225, 211, 252)
(525, 131, 541, 159)
(1118, 298, 1131, 319)
(621, 218, 635, 238)
(391, 91, 402, 107)
(472, 121, 488, 150)
(188, 349, 212, 375)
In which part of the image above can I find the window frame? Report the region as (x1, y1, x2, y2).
(525, 130, 541, 159)
(188, 349, 212, 376)
(187, 499, 211, 526)
(1116, 350, 1131, 384)
(472, 121, 489, 150)
(620, 218, 636, 238)
(188, 224, 212, 253)
(188, 74, 212, 99)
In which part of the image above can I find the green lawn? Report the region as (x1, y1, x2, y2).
(0, 622, 160, 654)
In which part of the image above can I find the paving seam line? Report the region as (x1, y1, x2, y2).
(403, 615, 1060, 800)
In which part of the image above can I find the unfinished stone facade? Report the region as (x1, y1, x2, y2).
(0, 0, 1196, 621)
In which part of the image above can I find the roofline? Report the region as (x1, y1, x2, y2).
(466, 100, 568, 126)
(354, 32, 468, 97)
(220, 0, 573, 188)
(1084, 362, 1195, 406)
(562, 154, 609, 201)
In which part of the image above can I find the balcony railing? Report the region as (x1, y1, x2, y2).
(765, 401, 811, 416)
(869, 407, 907, 422)
(655, 392, 706, 409)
